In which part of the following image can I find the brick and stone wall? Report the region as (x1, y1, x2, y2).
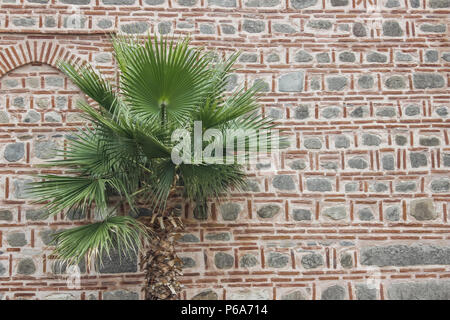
(0, 0, 449, 300)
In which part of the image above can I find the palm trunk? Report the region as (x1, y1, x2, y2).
(139, 187, 184, 300)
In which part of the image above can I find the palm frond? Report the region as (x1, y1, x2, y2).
(51, 216, 148, 267)
(118, 35, 213, 125)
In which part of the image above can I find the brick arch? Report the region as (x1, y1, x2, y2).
(0, 40, 87, 78)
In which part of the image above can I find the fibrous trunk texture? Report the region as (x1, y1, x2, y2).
(140, 210, 184, 300)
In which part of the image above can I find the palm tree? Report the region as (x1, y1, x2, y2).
(29, 35, 281, 300)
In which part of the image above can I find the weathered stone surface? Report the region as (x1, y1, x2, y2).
(395, 181, 416, 192)
(241, 55, 260, 65)
(356, 284, 377, 300)
(40, 229, 57, 246)
(267, 252, 289, 268)
(307, 20, 332, 30)
(405, 104, 420, 116)
(388, 280, 450, 300)
(413, 73, 445, 89)
(158, 21, 172, 34)
(444, 153, 450, 166)
(192, 289, 219, 300)
(0, 210, 13, 221)
(281, 290, 307, 300)
(215, 252, 234, 269)
(240, 254, 258, 268)
(267, 53, 280, 62)
(353, 22, 367, 37)
(120, 22, 149, 34)
(103, 290, 139, 300)
(326, 76, 348, 91)
(242, 19, 265, 33)
(292, 209, 312, 221)
(339, 51, 355, 62)
(99, 248, 138, 273)
(367, 52, 388, 63)
(425, 50, 439, 62)
(358, 75, 374, 89)
(436, 106, 448, 117)
(24, 110, 40, 123)
(350, 106, 366, 118)
(322, 107, 341, 118)
(361, 244, 450, 266)
(362, 133, 381, 146)
(45, 76, 63, 87)
(177, 0, 197, 5)
(273, 23, 296, 33)
(430, 179, 450, 193)
(220, 202, 241, 221)
(13, 179, 33, 199)
(229, 289, 271, 300)
(178, 233, 200, 243)
(410, 199, 436, 220)
(382, 154, 395, 170)
(25, 209, 46, 221)
(97, 19, 113, 29)
(330, 0, 348, 5)
(245, 0, 280, 6)
(335, 135, 350, 148)
(304, 137, 322, 149)
(358, 208, 374, 221)
(272, 175, 295, 191)
(385, 206, 400, 221)
(323, 206, 347, 220)
(429, 0, 450, 7)
(0, 263, 6, 276)
(257, 205, 281, 219)
(294, 105, 309, 119)
(396, 52, 413, 62)
(45, 112, 62, 123)
(200, 23, 215, 34)
(45, 293, 76, 300)
(321, 285, 346, 300)
(301, 253, 323, 269)
(7, 232, 27, 247)
(419, 24, 446, 33)
(306, 178, 332, 192)
(34, 140, 57, 160)
(348, 157, 368, 169)
(278, 72, 304, 92)
(316, 52, 330, 63)
(205, 232, 231, 241)
(382, 21, 403, 37)
(385, 75, 406, 89)
(181, 257, 196, 268)
(373, 182, 388, 193)
(294, 50, 313, 62)
(12, 17, 36, 27)
(321, 162, 338, 170)
(242, 179, 260, 192)
(442, 53, 450, 62)
(395, 135, 407, 145)
(419, 136, 440, 146)
(60, 0, 90, 3)
(144, 0, 164, 3)
(290, 0, 317, 8)
(4, 143, 25, 162)
(208, 0, 236, 6)
(340, 253, 353, 268)
(17, 258, 36, 275)
(0, 111, 9, 123)
(345, 183, 358, 192)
